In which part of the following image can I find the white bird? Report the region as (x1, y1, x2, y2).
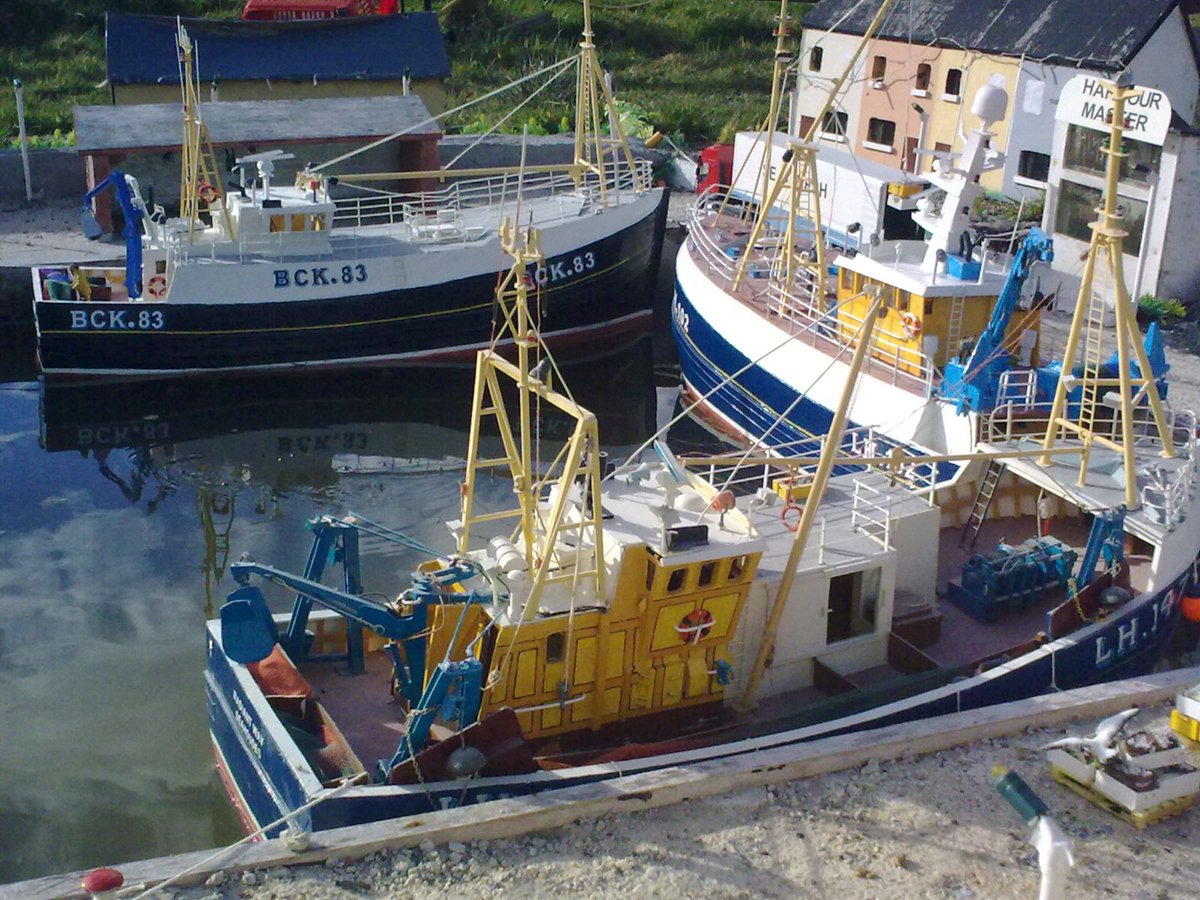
(1040, 707, 1140, 765)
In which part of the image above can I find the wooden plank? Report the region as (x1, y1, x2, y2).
(9, 666, 1199, 899)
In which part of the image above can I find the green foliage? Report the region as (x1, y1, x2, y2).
(1137, 294, 1187, 324)
(974, 192, 1045, 224)
(1, 0, 802, 148)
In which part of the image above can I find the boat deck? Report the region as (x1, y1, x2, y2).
(685, 213, 929, 398)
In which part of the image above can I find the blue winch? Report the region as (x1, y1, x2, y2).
(948, 537, 1077, 622)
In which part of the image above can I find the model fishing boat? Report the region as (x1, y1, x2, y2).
(671, 0, 1169, 488)
(205, 66, 1200, 835)
(31, 6, 667, 377)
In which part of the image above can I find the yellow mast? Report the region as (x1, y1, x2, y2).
(733, 0, 897, 299)
(457, 221, 606, 620)
(573, 0, 645, 202)
(176, 24, 231, 241)
(1037, 76, 1174, 506)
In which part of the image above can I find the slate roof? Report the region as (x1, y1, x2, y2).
(73, 96, 439, 152)
(802, 0, 1189, 71)
(105, 11, 451, 85)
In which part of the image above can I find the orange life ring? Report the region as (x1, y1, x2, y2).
(146, 275, 168, 299)
(676, 608, 715, 643)
(781, 500, 802, 531)
(197, 179, 218, 204)
(899, 311, 921, 341)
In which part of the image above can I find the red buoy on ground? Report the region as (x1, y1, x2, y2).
(81, 867, 124, 897)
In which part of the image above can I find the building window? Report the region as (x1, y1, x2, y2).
(871, 55, 887, 82)
(915, 63, 931, 93)
(944, 68, 963, 99)
(1017, 150, 1051, 183)
(1063, 124, 1160, 183)
(809, 46, 823, 72)
(865, 117, 896, 148)
(1054, 180, 1146, 252)
(820, 110, 849, 138)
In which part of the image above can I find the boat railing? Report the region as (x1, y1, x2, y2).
(329, 158, 652, 240)
(851, 479, 894, 549)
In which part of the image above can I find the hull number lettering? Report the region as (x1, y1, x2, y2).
(70, 309, 164, 330)
(275, 265, 367, 288)
(671, 296, 690, 333)
(526, 252, 595, 287)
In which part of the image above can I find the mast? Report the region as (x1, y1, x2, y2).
(457, 221, 606, 623)
(733, 0, 897, 297)
(176, 23, 231, 241)
(573, 0, 644, 203)
(1037, 76, 1174, 507)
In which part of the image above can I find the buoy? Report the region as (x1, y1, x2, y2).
(1181, 588, 1200, 623)
(81, 867, 124, 898)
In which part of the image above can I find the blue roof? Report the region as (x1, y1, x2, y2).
(105, 12, 451, 85)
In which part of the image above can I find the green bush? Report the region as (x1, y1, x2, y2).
(1137, 294, 1187, 324)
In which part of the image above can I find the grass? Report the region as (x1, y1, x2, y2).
(1, 0, 802, 149)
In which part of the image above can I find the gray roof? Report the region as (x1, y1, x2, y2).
(803, 0, 1186, 71)
(73, 96, 439, 153)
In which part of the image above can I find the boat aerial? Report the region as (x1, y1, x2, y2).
(31, 8, 667, 378)
(205, 31, 1200, 833)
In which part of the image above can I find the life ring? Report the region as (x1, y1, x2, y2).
(146, 275, 168, 299)
(781, 500, 802, 531)
(197, 179, 219, 205)
(899, 311, 921, 341)
(675, 608, 714, 643)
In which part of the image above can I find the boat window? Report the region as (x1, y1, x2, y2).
(667, 568, 686, 593)
(155, 260, 167, 274)
(546, 632, 565, 663)
(698, 562, 715, 587)
(269, 215, 284, 233)
(838, 268, 851, 292)
(728, 556, 746, 581)
(943, 68, 963, 99)
(871, 56, 887, 83)
(915, 63, 931, 92)
(291, 214, 306, 231)
(924, 299, 934, 316)
(809, 46, 823, 72)
(646, 559, 656, 591)
(311, 214, 327, 231)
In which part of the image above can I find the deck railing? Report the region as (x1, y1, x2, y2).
(685, 186, 936, 393)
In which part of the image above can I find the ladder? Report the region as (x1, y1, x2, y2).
(1074, 286, 1109, 480)
(946, 295, 965, 360)
(960, 459, 1005, 549)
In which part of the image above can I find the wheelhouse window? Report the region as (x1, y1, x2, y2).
(809, 46, 823, 72)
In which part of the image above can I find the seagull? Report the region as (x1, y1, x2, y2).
(1040, 707, 1140, 765)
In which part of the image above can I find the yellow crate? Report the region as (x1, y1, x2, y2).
(772, 475, 813, 503)
(887, 181, 925, 199)
(1171, 708, 1200, 744)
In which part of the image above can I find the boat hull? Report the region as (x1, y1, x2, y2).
(33, 190, 668, 377)
(207, 564, 1191, 837)
(671, 244, 971, 482)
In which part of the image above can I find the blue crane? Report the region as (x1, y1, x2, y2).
(80, 170, 145, 299)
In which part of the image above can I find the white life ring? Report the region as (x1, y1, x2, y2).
(146, 275, 168, 299)
(899, 311, 922, 341)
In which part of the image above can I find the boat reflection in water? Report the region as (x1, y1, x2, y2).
(38, 337, 662, 612)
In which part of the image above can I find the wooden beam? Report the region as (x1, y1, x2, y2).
(11, 667, 1198, 899)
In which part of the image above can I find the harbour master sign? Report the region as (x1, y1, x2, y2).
(1056, 75, 1172, 146)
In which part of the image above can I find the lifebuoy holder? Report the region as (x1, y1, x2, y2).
(197, 179, 219, 205)
(675, 608, 715, 644)
(899, 311, 922, 341)
(781, 500, 803, 531)
(146, 275, 168, 299)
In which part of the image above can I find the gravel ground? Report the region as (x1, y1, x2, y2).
(164, 707, 1200, 900)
